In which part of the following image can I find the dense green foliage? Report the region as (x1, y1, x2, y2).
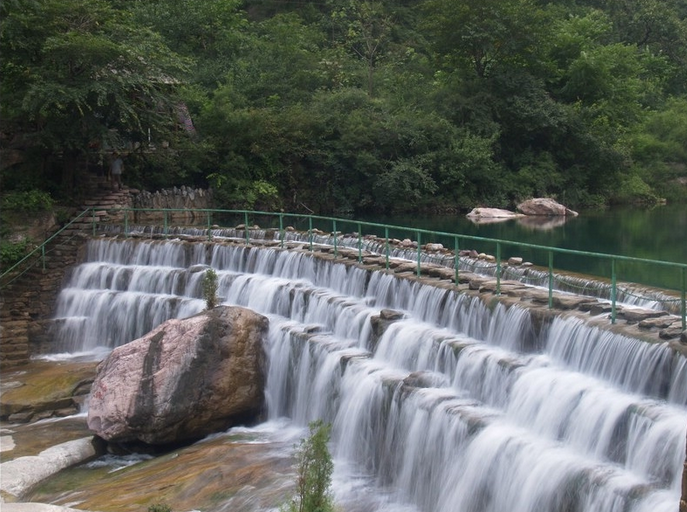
(0, 238, 32, 268)
(2, 0, 686, 213)
(1, 190, 53, 212)
(0, 190, 54, 268)
(283, 420, 334, 512)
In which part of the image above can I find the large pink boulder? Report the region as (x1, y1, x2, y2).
(516, 198, 578, 216)
(87, 306, 268, 445)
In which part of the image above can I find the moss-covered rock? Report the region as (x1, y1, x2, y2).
(0, 361, 97, 422)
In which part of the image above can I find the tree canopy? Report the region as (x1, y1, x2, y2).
(2, 0, 686, 212)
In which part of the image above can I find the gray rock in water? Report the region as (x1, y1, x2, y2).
(87, 306, 268, 445)
(516, 198, 578, 217)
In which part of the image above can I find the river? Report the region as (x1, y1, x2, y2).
(357, 203, 687, 291)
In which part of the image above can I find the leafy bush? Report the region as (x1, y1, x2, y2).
(0, 239, 32, 268)
(202, 268, 219, 309)
(613, 173, 660, 204)
(283, 420, 334, 512)
(147, 503, 172, 512)
(1, 190, 53, 212)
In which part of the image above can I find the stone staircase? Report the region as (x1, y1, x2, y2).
(80, 177, 136, 219)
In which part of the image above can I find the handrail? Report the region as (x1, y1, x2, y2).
(110, 208, 687, 329)
(0, 208, 94, 289)
(3, 207, 686, 330)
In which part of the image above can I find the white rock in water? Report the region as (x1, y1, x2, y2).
(466, 208, 523, 219)
(0, 437, 97, 500)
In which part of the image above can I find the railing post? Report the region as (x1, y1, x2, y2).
(357, 223, 362, 263)
(41, 245, 46, 271)
(333, 220, 338, 258)
(611, 258, 617, 324)
(496, 242, 501, 295)
(244, 211, 249, 245)
(454, 236, 460, 284)
(207, 210, 212, 241)
(416, 231, 422, 277)
(91, 207, 96, 237)
(309, 216, 313, 252)
(385, 226, 390, 270)
(548, 251, 554, 309)
(124, 210, 129, 238)
(681, 267, 686, 330)
(279, 213, 284, 248)
(164, 210, 168, 238)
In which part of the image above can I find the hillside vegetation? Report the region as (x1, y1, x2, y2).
(2, 0, 687, 215)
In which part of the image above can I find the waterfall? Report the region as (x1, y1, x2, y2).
(51, 238, 686, 512)
(98, 223, 680, 312)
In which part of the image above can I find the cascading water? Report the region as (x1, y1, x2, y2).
(51, 237, 686, 512)
(99, 222, 680, 313)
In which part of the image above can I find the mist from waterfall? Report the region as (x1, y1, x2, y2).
(51, 238, 687, 512)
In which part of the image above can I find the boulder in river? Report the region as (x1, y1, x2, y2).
(516, 198, 578, 217)
(466, 208, 523, 221)
(87, 306, 268, 445)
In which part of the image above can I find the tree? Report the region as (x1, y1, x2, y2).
(130, 0, 247, 90)
(330, 1, 392, 96)
(0, 0, 187, 194)
(421, 0, 547, 78)
(283, 420, 335, 512)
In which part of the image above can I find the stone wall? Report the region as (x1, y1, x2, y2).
(0, 228, 88, 369)
(132, 187, 213, 223)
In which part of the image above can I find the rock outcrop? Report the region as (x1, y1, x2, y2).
(87, 306, 268, 445)
(516, 198, 578, 217)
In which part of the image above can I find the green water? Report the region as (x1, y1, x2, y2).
(356, 204, 687, 292)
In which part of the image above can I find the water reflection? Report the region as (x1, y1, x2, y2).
(467, 216, 513, 226)
(516, 215, 572, 230)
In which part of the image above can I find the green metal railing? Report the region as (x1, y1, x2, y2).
(3, 207, 686, 330)
(0, 208, 97, 289)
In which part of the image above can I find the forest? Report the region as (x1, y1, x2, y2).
(2, 0, 687, 215)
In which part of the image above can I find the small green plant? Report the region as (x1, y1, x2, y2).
(283, 420, 335, 512)
(202, 268, 219, 309)
(0, 239, 32, 268)
(147, 503, 172, 512)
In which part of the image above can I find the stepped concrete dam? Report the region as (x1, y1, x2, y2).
(1, 216, 686, 512)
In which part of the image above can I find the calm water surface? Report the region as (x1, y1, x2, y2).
(357, 204, 687, 291)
